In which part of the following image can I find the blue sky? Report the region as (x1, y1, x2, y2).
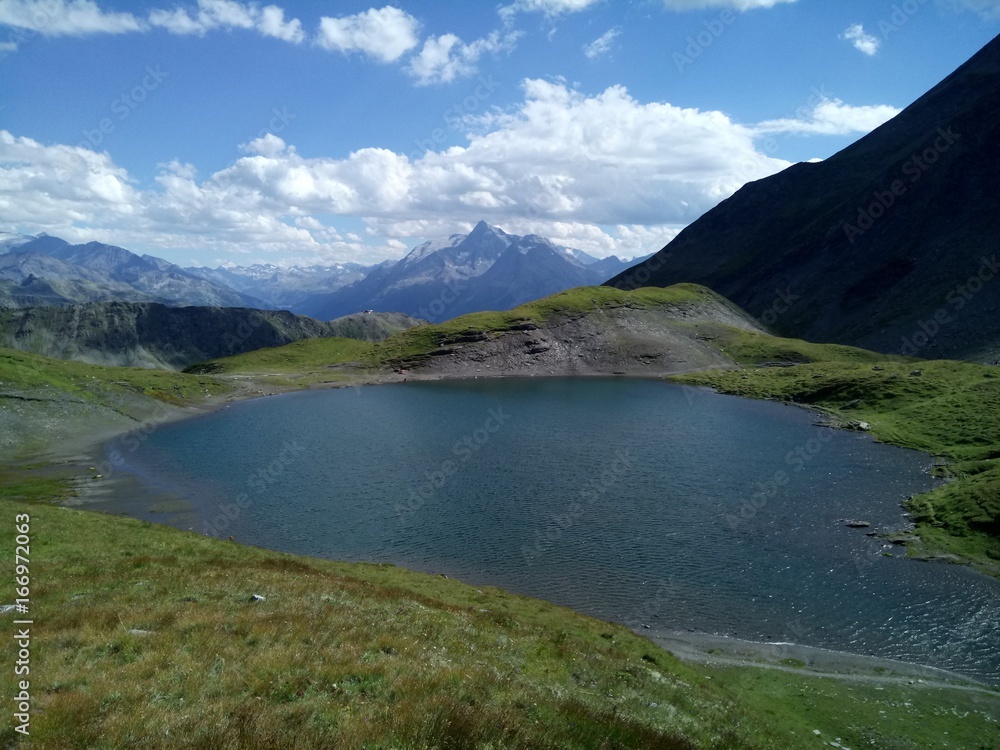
(1, 0, 997, 267)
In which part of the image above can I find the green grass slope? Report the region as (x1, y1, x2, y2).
(369, 284, 750, 368)
(184, 284, 749, 381)
(1, 492, 996, 749)
(0, 347, 232, 459)
(184, 336, 374, 386)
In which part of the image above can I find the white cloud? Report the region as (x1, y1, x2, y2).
(842, 23, 880, 56)
(939, 0, 1000, 19)
(148, 0, 304, 42)
(407, 30, 520, 85)
(755, 98, 901, 135)
(2, 82, 897, 264)
(0, 0, 305, 43)
(258, 5, 304, 43)
(0, 0, 142, 36)
(500, 0, 603, 19)
(240, 133, 290, 157)
(660, 0, 797, 9)
(316, 6, 420, 63)
(583, 28, 619, 59)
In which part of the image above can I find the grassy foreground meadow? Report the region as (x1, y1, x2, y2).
(1, 489, 997, 749)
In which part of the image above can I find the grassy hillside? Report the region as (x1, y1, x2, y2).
(326, 311, 425, 342)
(1, 490, 996, 749)
(0, 347, 229, 404)
(369, 284, 750, 368)
(184, 284, 751, 382)
(0, 347, 231, 459)
(184, 336, 374, 387)
(0, 302, 349, 371)
(672, 327, 1000, 571)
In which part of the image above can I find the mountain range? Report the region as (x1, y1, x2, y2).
(185, 261, 371, 310)
(0, 234, 269, 309)
(0, 224, 646, 325)
(296, 221, 647, 323)
(609, 34, 1000, 364)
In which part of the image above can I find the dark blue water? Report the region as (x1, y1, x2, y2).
(104, 378, 1000, 685)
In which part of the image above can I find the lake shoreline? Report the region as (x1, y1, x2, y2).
(640, 629, 998, 692)
(12, 367, 995, 690)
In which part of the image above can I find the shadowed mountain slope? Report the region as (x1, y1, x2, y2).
(608, 35, 1000, 363)
(0, 302, 421, 370)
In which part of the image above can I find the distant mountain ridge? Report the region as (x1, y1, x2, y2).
(298, 221, 647, 323)
(0, 235, 269, 310)
(0, 302, 423, 370)
(1, 226, 648, 324)
(185, 261, 372, 309)
(608, 34, 1000, 363)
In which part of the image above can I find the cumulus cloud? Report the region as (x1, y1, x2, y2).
(316, 6, 420, 63)
(842, 23, 880, 56)
(0, 0, 143, 36)
(0, 81, 897, 264)
(257, 5, 303, 43)
(407, 30, 520, 85)
(660, 0, 797, 9)
(500, 0, 603, 19)
(583, 28, 619, 59)
(148, 0, 304, 42)
(0, 0, 304, 44)
(755, 98, 901, 135)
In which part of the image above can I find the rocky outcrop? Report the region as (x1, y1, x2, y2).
(382, 285, 765, 379)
